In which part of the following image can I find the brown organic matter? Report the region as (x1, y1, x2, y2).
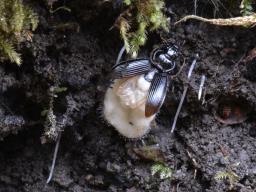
(214, 96, 251, 125)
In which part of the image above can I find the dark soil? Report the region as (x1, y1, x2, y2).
(0, 0, 256, 191)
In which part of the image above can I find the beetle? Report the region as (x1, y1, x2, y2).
(103, 44, 180, 138)
(113, 44, 178, 116)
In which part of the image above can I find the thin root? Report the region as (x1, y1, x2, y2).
(170, 58, 186, 78)
(175, 14, 256, 27)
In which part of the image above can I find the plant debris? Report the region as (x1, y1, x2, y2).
(133, 144, 166, 163)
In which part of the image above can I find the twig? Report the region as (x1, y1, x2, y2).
(46, 133, 62, 184)
(50, 6, 71, 14)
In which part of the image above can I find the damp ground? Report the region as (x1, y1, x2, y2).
(0, 0, 256, 191)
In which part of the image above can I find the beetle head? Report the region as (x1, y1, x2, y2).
(150, 44, 179, 73)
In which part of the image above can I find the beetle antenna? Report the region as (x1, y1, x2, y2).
(116, 45, 126, 65)
(171, 54, 198, 133)
(46, 133, 62, 184)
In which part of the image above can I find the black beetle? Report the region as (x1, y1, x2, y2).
(112, 44, 179, 117)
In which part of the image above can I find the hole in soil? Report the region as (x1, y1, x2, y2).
(2, 87, 43, 121)
(0, 123, 43, 154)
(46, 45, 60, 58)
(214, 95, 251, 125)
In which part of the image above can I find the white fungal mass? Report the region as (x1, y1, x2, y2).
(103, 74, 155, 138)
(116, 76, 149, 108)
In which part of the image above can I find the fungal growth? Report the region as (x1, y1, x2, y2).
(104, 75, 155, 138)
(104, 45, 179, 138)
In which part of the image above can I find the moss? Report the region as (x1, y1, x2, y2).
(42, 86, 67, 142)
(240, 0, 254, 15)
(115, 0, 168, 57)
(0, 0, 38, 65)
(151, 163, 173, 180)
(215, 170, 240, 189)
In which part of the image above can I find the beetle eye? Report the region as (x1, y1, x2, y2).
(166, 46, 178, 57)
